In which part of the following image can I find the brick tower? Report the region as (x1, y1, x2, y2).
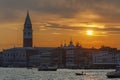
(23, 11, 33, 47)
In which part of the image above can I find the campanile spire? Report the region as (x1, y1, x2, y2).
(23, 11, 33, 47)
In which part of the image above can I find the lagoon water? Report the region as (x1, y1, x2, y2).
(0, 68, 118, 80)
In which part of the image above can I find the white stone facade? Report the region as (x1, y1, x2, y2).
(92, 51, 116, 65)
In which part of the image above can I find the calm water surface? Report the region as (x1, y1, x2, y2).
(0, 68, 119, 80)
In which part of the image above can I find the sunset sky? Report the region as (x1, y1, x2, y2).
(0, 0, 120, 50)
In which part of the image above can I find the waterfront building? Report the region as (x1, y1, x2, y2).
(2, 48, 27, 67)
(92, 47, 118, 68)
(51, 47, 66, 68)
(64, 40, 77, 68)
(0, 52, 2, 66)
(52, 40, 96, 68)
(2, 47, 54, 67)
(29, 54, 41, 66)
(29, 48, 54, 67)
(116, 51, 120, 64)
(93, 51, 115, 64)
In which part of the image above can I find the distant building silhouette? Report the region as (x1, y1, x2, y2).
(23, 11, 33, 47)
(0, 11, 120, 69)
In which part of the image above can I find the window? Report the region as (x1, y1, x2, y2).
(28, 32, 31, 35)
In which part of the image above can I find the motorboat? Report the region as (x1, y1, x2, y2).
(107, 64, 120, 78)
(38, 65, 57, 71)
(107, 71, 120, 78)
(75, 71, 85, 76)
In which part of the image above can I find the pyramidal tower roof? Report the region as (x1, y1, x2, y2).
(24, 11, 31, 25)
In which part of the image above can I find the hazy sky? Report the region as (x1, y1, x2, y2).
(0, 0, 120, 50)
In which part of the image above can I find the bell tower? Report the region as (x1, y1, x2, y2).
(23, 11, 33, 47)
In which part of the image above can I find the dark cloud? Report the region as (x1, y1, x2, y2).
(0, 0, 120, 24)
(44, 22, 120, 34)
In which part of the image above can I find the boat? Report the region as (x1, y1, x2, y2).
(107, 64, 120, 78)
(75, 71, 85, 76)
(38, 65, 57, 71)
(107, 71, 120, 78)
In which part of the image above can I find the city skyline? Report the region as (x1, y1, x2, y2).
(0, 0, 120, 50)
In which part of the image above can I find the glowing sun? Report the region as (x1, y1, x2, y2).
(86, 30, 93, 36)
